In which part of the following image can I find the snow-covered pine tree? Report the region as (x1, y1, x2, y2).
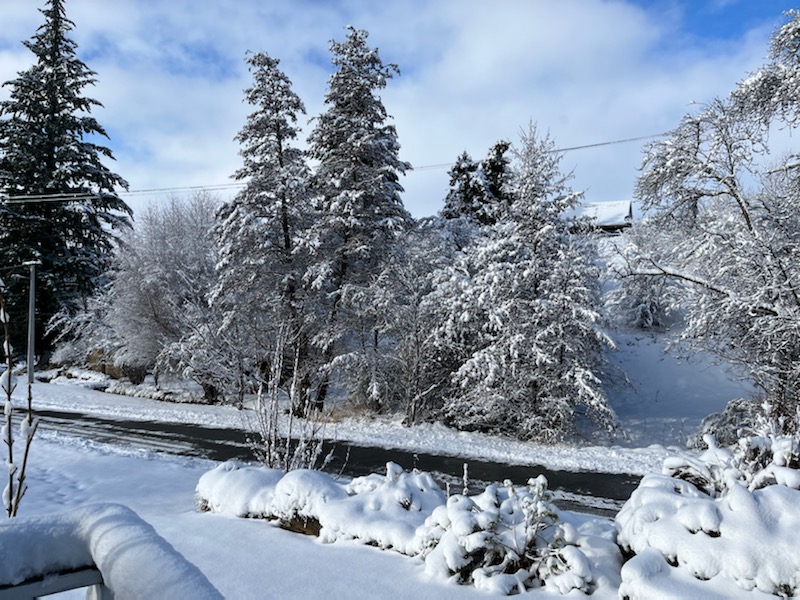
(432, 125, 617, 442)
(212, 51, 315, 411)
(481, 139, 514, 216)
(305, 27, 411, 411)
(441, 141, 513, 227)
(441, 151, 483, 221)
(0, 0, 131, 357)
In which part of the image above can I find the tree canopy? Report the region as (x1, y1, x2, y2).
(0, 0, 131, 357)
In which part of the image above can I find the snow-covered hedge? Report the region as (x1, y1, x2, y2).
(197, 462, 621, 595)
(617, 410, 800, 598)
(0, 503, 221, 599)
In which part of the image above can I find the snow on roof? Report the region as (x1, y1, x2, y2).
(564, 200, 633, 229)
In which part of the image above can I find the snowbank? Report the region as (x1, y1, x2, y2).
(197, 462, 622, 595)
(616, 422, 800, 598)
(0, 503, 221, 599)
(198, 461, 444, 554)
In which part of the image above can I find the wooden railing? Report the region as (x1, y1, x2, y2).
(0, 565, 112, 599)
(0, 503, 221, 599)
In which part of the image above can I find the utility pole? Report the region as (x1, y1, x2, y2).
(22, 261, 39, 386)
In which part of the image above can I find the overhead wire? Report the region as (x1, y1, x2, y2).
(0, 131, 668, 204)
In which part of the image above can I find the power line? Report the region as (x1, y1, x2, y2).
(2, 191, 99, 204)
(553, 133, 666, 153)
(407, 132, 668, 172)
(0, 131, 668, 203)
(0, 185, 247, 204)
(122, 183, 246, 196)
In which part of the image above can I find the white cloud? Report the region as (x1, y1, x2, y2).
(0, 0, 794, 218)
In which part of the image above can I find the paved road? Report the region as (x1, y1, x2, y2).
(33, 408, 639, 515)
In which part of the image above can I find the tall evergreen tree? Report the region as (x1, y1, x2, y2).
(441, 151, 484, 224)
(482, 139, 513, 211)
(441, 141, 512, 226)
(212, 51, 314, 411)
(431, 126, 616, 442)
(0, 0, 131, 357)
(305, 27, 411, 410)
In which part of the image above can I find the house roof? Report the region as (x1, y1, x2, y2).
(564, 200, 633, 229)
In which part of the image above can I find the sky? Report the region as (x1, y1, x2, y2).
(0, 0, 798, 220)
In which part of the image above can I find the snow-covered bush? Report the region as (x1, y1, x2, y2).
(196, 462, 283, 518)
(197, 463, 621, 595)
(688, 397, 760, 450)
(415, 476, 617, 595)
(669, 403, 800, 497)
(268, 469, 349, 534)
(617, 409, 800, 597)
(318, 463, 445, 554)
(196, 461, 445, 553)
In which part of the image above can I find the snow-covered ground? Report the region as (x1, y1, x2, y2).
(12, 434, 490, 599)
(27, 329, 753, 478)
(606, 331, 753, 447)
(1, 332, 776, 598)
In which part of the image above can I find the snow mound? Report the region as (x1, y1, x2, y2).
(617, 425, 800, 598)
(270, 469, 349, 530)
(197, 461, 444, 553)
(318, 463, 446, 554)
(196, 461, 283, 517)
(0, 503, 221, 599)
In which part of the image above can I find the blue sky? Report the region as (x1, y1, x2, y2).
(0, 0, 798, 219)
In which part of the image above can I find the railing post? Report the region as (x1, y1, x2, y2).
(86, 582, 114, 600)
(21, 260, 39, 385)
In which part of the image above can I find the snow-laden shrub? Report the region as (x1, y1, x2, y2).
(669, 403, 800, 497)
(197, 463, 620, 594)
(269, 469, 348, 534)
(688, 397, 760, 450)
(195, 462, 283, 517)
(414, 476, 617, 595)
(617, 408, 800, 598)
(318, 462, 446, 554)
(196, 461, 445, 552)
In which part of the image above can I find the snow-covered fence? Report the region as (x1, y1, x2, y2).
(0, 503, 221, 599)
(0, 565, 106, 599)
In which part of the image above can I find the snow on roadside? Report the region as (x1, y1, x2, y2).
(24, 382, 671, 476)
